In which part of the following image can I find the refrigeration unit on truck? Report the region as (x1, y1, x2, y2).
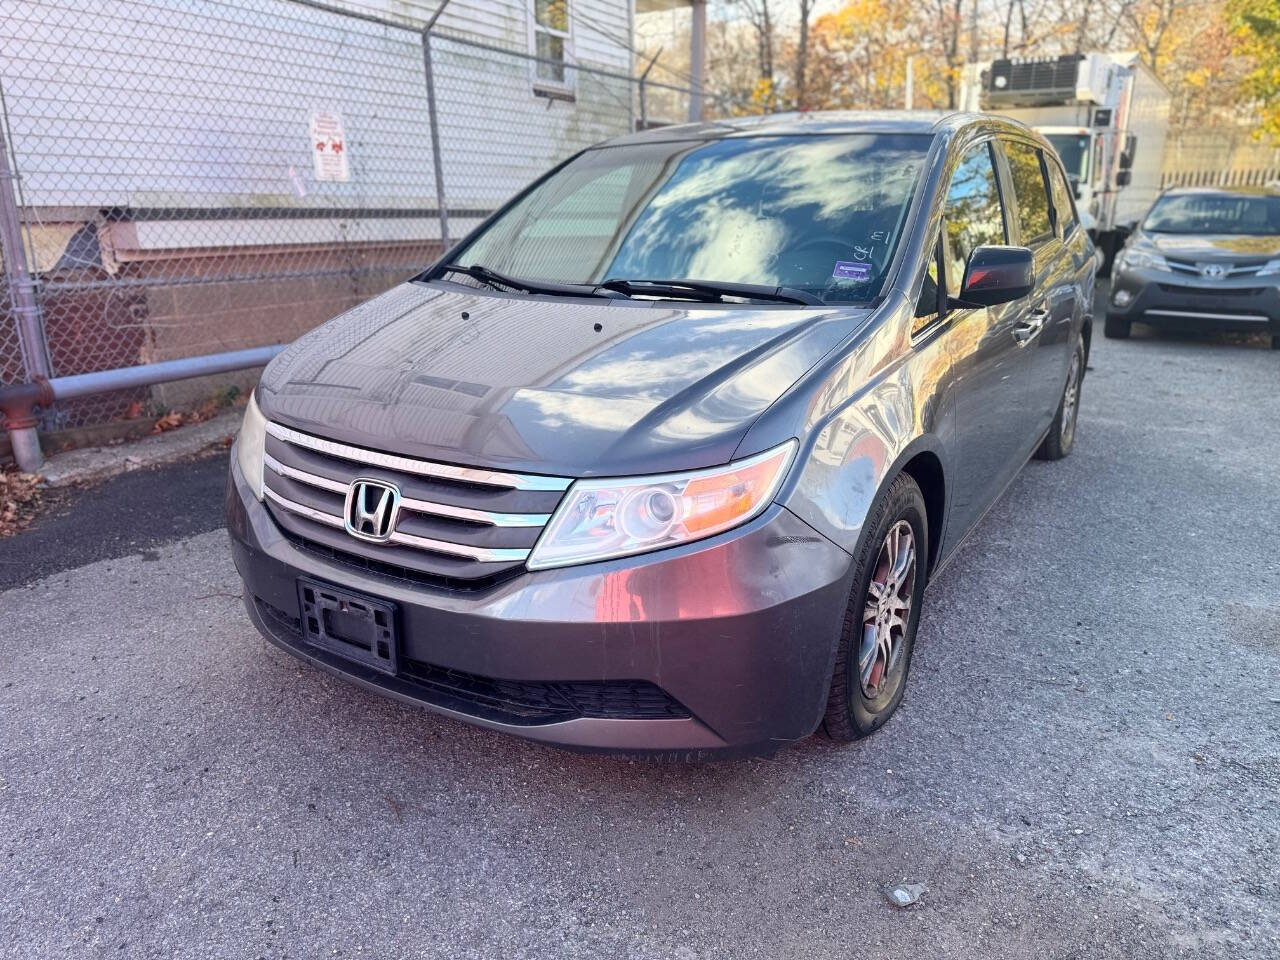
(959, 52, 1171, 266)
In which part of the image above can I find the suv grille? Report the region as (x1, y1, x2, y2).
(262, 421, 569, 585)
(1164, 258, 1267, 278)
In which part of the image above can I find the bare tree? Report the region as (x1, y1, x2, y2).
(935, 0, 964, 107)
(736, 0, 777, 104)
(1125, 0, 1179, 76)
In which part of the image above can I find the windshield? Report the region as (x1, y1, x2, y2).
(451, 134, 932, 303)
(1045, 134, 1090, 182)
(1143, 193, 1280, 235)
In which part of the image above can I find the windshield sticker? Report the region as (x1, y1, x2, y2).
(833, 261, 872, 281)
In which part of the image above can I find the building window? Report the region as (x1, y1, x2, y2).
(532, 0, 572, 89)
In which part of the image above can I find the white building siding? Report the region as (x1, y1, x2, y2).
(0, 0, 637, 235)
(322, 0, 632, 69)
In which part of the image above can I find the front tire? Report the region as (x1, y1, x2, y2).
(1035, 334, 1085, 461)
(821, 474, 928, 742)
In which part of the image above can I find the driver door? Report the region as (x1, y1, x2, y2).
(943, 140, 1034, 540)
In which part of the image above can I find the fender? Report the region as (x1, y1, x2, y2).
(757, 296, 959, 577)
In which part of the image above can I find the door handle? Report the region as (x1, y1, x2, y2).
(1013, 307, 1048, 345)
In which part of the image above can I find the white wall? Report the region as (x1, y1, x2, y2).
(0, 0, 637, 244)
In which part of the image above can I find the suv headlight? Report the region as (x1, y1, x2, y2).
(527, 440, 797, 570)
(235, 392, 267, 500)
(1117, 249, 1170, 272)
(1258, 259, 1280, 277)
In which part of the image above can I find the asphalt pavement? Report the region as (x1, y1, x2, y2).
(2, 312, 1278, 959)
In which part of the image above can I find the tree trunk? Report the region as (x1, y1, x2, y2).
(795, 0, 813, 110)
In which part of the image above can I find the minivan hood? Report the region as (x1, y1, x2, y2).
(1144, 231, 1280, 260)
(258, 282, 861, 477)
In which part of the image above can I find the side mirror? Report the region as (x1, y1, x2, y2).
(1115, 169, 1132, 187)
(952, 245, 1035, 309)
(1120, 133, 1137, 170)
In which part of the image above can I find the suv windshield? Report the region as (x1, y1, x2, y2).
(1143, 192, 1280, 235)
(1044, 134, 1090, 182)
(450, 133, 932, 304)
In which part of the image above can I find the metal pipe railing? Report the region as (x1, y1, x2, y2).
(1, 345, 285, 473)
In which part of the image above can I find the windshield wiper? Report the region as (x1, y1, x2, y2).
(599, 278, 824, 306)
(436, 263, 614, 299)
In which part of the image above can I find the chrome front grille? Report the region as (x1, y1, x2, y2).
(1165, 258, 1266, 278)
(261, 421, 570, 585)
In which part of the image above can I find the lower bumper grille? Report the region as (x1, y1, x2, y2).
(398, 661, 691, 724)
(253, 596, 690, 725)
(1156, 283, 1266, 298)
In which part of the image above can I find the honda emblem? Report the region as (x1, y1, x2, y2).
(344, 479, 401, 543)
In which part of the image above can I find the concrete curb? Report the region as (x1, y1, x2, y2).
(38, 410, 242, 488)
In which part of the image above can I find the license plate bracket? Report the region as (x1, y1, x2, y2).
(297, 578, 398, 675)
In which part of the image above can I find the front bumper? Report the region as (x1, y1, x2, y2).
(226, 459, 854, 756)
(1109, 267, 1280, 333)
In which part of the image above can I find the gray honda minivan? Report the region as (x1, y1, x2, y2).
(228, 111, 1095, 756)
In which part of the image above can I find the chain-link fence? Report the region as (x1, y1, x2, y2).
(0, 0, 703, 433)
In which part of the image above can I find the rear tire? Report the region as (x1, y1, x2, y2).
(821, 474, 928, 742)
(1104, 313, 1130, 339)
(1035, 335, 1085, 461)
(1271, 334, 1279, 351)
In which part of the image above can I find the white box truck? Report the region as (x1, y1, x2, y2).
(959, 52, 1171, 268)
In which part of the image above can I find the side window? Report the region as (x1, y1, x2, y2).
(913, 235, 942, 333)
(1004, 141, 1054, 245)
(942, 142, 1006, 297)
(1046, 160, 1079, 240)
(532, 0, 572, 92)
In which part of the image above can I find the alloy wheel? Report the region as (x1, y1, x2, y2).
(859, 520, 916, 699)
(1061, 349, 1082, 447)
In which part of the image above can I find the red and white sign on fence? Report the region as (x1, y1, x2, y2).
(309, 110, 350, 182)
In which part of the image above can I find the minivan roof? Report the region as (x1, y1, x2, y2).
(598, 110, 1032, 147)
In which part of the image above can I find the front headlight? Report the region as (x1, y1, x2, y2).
(235, 391, 267, 500)
(1257, 259, 1280, 277)
(527, 440, 798, 570)
(1117, 248, 1170, 272)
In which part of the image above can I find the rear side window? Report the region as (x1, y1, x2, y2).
(1045, 160, 1078, 239)
(1003, 141, 1054, 245)
(942, 142, 1006, 297)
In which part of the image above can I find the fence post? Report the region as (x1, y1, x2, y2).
(422, 0, 454, 253)
(637, 50, 660, 132)
(688, 0, 706, 122)
(0, 118, 50, 471)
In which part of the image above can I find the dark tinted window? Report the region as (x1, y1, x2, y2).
(458, 134, 932, 303)
(942, 142, 1005, 297)
(1046, 161, 1078, 238)
(1004, 141, 1054, 245)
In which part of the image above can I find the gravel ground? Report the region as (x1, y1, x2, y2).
(2, 314, 1277, 959)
